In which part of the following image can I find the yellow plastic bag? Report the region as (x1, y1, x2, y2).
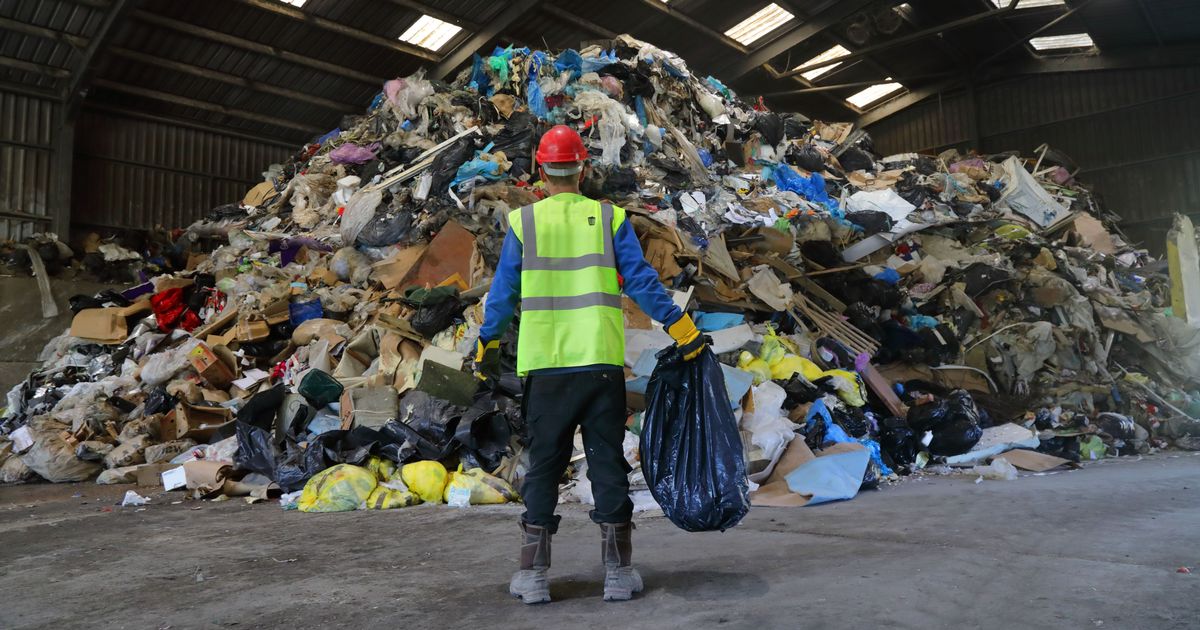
(365, 481, 422, 509)
(297, 464, 377, 513)
(821, 368, 867, 407)
(400, 460, 449, 503)
(443, 464, 520, 505)
(737, 351, 771, 385)
(365, 456, 397, 482)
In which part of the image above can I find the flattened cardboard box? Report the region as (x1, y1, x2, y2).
(69, 301, 152, 344)
(135, 463, 181, 487)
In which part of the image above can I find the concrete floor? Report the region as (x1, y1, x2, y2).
(0, 453, 1197, 630)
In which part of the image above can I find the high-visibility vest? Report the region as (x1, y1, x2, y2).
(509, 193, 626, 374)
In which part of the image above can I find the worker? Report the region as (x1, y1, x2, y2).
(473, 124, 705, 604)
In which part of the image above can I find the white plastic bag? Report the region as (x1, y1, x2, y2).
(339, 188, 383, 245)
(741, 381, 797, 482)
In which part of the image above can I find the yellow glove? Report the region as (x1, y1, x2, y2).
(667, 314, 706, 361)
(473, 338, 500, 382)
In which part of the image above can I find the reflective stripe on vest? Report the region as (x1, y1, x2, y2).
(510, 196, 626, 373)
(519, 201, 616, 312)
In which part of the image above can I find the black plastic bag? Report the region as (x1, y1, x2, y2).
(838, 147, 876, 172)
(907, 389, 983, 456)
(144, 386, 178, 415)
(68, 290, 131, 314)
(753, 113, 784, 146)
(929, 419, 983, 456)
(780, 374, 821, 409)
(411, 296, 465, 338)
(356, 209, 413, 247)
(879, 416, 920, 468)
(782, 114, 810, 139)
(234, 421, 279, 479)
(790, 143, 826, 172)
(846, 210, 893, 236)
(641, 344, 749, 532)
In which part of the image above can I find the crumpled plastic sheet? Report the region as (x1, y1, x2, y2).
(328, 142, 380, 165)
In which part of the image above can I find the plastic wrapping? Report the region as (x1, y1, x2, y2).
(339, 189, 384, 246)
(641, 345, 749, 532)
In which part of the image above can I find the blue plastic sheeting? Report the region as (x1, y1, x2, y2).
(468, 54, 491, 95)
(553, 49, 582, 78)
(698, 148, 714, 167)
(288, 299, 323, 327)
(316, 128, 341, 145)
(581, 49, 618, 73)
(527, 51, 549, 119)
(693, 311, 745, 332)
(908, 314, 939, 330)
(857, 437, 894, 477)
(783, 445, 869, 506)
(767, 163, 842, 216)
(874, 267, 901, 285)
(805, 398, 854, 444)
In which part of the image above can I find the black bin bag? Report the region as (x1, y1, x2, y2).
(641, 344, 750, 532)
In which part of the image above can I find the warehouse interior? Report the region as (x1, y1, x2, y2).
(2, 0, 1197, 246)
(3, 1, 1200, 627)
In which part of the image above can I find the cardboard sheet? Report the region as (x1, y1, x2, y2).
(1001, 449, 1072, 472)
(405, 221, 476, 288)
(752, 440, 867, 507)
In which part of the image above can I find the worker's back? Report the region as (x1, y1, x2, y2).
(507, 192, 626, 373)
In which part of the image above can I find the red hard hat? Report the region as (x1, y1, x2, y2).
(536, 124, 588, 165)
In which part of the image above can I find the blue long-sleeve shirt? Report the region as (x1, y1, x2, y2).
(480, 206, 682, 370)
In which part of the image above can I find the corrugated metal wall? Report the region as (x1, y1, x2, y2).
(866, 67, 1200, 246)
(72, 110, 293, 230)
(0, 89, 56, 240)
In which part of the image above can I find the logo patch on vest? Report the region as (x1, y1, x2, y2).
(588, 216, 596, 226)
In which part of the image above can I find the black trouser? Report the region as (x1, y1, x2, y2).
(521, 368, 632, 534)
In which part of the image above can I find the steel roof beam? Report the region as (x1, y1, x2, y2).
(0, 80, 63, 101)
(53, 0, 112, 9)
(856, 76, 963, 127)
(784, 0, 1020, 79)
(635, 0, 750, 54)
(432, 0, 542, 80)
(971, 0, 1097, 70)
(0, 16, 89, 49)
(234, 0, 439, 62)
(383, 0, 481, 32)
(720, 0, 877, 80)
(92, 79, 326, 134)
(0, 55, 70, 79)
(108, 47, 359, 112)
(64, 0, 134, 112)
(542, 4, 617, 39)
(133, 11, 385, 86)
(84, 101, 300, 147)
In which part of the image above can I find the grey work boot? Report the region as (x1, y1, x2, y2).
(509, 522, 551, 604)
(600, 522, 644, 601)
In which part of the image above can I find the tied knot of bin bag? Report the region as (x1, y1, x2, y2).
(640, 343, 750, 532)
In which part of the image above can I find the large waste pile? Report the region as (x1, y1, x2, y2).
(3, 34, 1200, 510)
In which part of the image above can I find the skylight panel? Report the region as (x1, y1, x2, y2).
(846, 81, 903, 108)
(725, 3, 795, 46)
(795, 44, 851, 81)
(1029, 32, 1095, 50)
(280, 0, 307, 7)
(398, 14, 463, 52)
